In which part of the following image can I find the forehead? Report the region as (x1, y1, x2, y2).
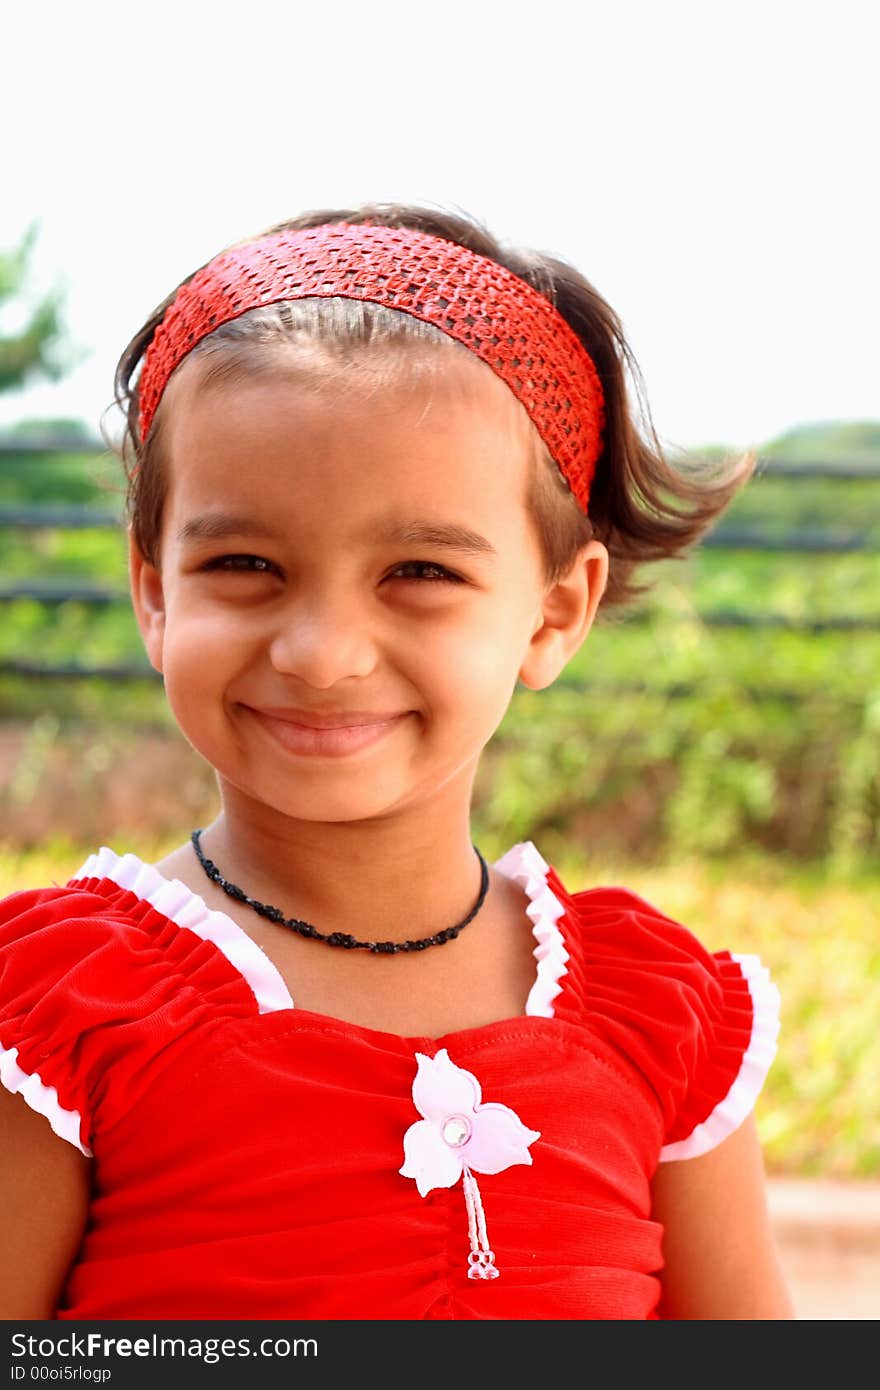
(159, 349, 538, 542)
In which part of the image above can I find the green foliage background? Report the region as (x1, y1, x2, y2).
(0, 227, 75, 393)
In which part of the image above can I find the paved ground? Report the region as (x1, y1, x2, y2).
(768, 1178, 880, 1319)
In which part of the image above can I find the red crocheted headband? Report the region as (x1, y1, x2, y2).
(138, 223, 605, 513)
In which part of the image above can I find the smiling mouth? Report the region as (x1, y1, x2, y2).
(248, 707, 411, 730)
(246, 707, 412, 757)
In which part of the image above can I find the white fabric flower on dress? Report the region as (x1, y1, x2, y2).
(399, 1048, 540, 1279)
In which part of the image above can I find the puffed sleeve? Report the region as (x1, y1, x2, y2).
(0, 871, 262, 1156)
(556, 880, 781, 1163)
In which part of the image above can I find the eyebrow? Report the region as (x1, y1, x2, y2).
(176, 513, 498, 558)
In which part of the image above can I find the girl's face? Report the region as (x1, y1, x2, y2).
(130, 349, 607, 829)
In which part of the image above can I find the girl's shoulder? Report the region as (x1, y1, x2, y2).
(0, 847, 212, 981)
(546, 863, 770, 995)
(0, 847, 257, 1158)
(0, 860, 145, 1024)
(538, 859, 780, 1162)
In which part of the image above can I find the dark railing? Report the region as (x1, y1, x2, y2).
(1, 440, 878, 683)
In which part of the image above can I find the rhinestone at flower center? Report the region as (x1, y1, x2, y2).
(441, 1114, 472, 1147)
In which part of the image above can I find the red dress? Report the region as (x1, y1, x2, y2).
(0, 841, 779, 1320)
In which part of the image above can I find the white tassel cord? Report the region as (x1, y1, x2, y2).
(462, 1165, 499, 1280)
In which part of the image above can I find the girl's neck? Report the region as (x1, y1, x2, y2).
(199, 800, 489, 947)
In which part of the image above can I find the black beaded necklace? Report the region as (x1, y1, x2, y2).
(190, 829, 490, 955)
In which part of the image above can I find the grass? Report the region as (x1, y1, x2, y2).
(1, 838, 877, 1181)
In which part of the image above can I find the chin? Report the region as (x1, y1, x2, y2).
(221, 771, 411, 825)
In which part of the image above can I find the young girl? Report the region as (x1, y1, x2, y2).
(0, 206, 793, 1320)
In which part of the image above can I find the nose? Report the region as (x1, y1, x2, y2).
(267, 592, 379, 686)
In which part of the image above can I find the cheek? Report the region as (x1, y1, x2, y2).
(158, 609, 258, 719)
(424, 617, 522, 716)
(163, 601, 259, 660)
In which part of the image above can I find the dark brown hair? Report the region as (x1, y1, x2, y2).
(114, 203, 751, 612)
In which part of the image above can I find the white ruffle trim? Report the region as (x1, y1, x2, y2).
(493, 840, 569, 1018)
(71, 842, 567, 1021)
(72, 848, 293, 1014)
(0, 1040, 92, 1157)
(658, 951, 781, 1162)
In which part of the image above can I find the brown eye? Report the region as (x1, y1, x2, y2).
(203, 554, 279, 574)
(391, 561, 463, 584)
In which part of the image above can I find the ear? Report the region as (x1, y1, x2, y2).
(127, 528, 167, 674)
(518, 540, 609, 691)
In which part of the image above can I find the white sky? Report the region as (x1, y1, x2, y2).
(1, 0, 877, 451)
